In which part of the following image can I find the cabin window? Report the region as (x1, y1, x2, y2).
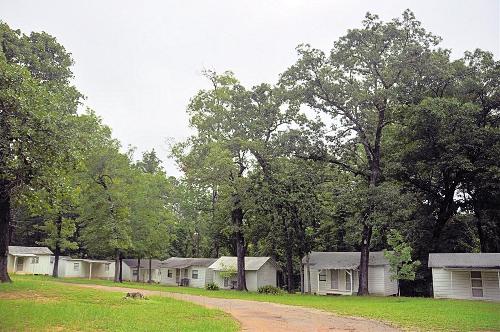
(330, 270, 339, 289)
(104, 263, 110, 272)
(32, 257, 39, 264)
(50, 257, 54, 264)
(192, 270, 199, 279)
(223, 277, 229, 287)
(73, 262, 80, 271)
(319, 270, 326, 281)
(132, 269, 138, 276)
(167, 269, 172, 278)
(470, 271, 483, 297)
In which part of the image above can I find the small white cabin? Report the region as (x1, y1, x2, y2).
(7, 246, 54, 275)
(429, 253, 500, 301)
(121, 259, 163, 283)
(303, 251, 398, 296)
(209, 256, 280, 292)
(58, 257, 114, 280)
(160, 257, 217, 288)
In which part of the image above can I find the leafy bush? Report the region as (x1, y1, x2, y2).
(257, 285, 284, 295)
(205, 282, 219, 291)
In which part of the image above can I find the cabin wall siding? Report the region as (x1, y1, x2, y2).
(257, 261, 277, 288)
(304, 266, 392, 296)
(383, 265, 399, 296)
(432, 268, 500, 301)
(7, 255, 53, 275)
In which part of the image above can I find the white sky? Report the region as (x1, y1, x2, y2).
(1, 0, 499, 176)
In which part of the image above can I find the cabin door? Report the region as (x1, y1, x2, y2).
(16, 257, 24, 272)
(175, 269, 180, 283)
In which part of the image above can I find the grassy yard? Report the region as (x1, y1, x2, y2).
(60, 276, 500, 331)
(0, 276, 238, 332)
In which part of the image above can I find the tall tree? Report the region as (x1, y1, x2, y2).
(0, 23, 81, 282)
(78, 145, 133, 282)
(281, 10, 440, 294)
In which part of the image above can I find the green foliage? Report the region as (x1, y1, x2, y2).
(205, 282, 220, 291)
(384, 230, 421, 282)
(257, 285, 284, 295)
(218, 263, 237, 280)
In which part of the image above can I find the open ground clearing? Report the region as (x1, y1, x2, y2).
(0, 276, 238, 332)
(61, 276, 500, 331)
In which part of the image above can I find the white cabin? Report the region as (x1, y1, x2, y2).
(7, 246, 54, 275)
(429, 253, 500, 301)
(209, 256, 280, 292)
(57, 257, 114, 280)
(121, 259, 163, 282)
(160, 257, 217, 288)
(303, 251, 398, 296)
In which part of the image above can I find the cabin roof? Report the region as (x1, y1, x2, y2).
(428, 253, 500, 269)
(302, 251, 390, 270)
(8, 246, 53, 256)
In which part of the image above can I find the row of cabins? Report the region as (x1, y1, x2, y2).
(7, 246, 500, 300)
(6, 246, 280, 292)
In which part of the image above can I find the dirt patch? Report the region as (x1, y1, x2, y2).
(65, 283, 401, 332)
(0, 291, 59, 303)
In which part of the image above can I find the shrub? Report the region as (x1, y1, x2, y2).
(257, 285, 284, 295)
(205, 282, 219, 291)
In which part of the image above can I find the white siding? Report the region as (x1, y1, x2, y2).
(160, 268, 178, 285)
(205, 268, 214, 284)
(7, 255, 53, 275)
(432, 268, 500, 301)
(304, 266, 392, 296)
(256, 261, 277, 288)
(384, 265, 399, 296)
(188, 266, 209, 288)
(367, 266, 385, 295)
(246, 271, 258, 291)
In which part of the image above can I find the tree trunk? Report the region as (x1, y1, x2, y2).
(148, 258, 152, 283)
(114, 249, 120, 283)
(52, 214, 63, 278)
(0, 189, 12, 283)
(136, 258, 141, 282)
(235, 228, 247, 291)
(357, 223, 372, 295)
(306, 253, 311, 294)
(232, 191, 247, 291)
(286, 242, 294, 293)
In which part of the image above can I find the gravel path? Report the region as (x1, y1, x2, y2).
(66, 283, 400, 332)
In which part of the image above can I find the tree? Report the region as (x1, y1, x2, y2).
(0, 22, 81, 282)
(384, 229, 421, 296)
(18, 169, 79, 278)
(78, 145, 134, 282)
(281, 10, 441, 295)
(131, 150, 174, 282)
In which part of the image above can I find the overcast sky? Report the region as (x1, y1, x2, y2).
(1, 0, 499, 176)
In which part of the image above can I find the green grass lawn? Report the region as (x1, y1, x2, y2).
(0, 276, 238, 332)
(59, 276, 500, 331)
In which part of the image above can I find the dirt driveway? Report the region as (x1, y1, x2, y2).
(67, 283, 400, 332)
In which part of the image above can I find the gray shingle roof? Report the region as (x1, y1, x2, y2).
(8, 246, 53, 255)
(209, 256, 278, 271)
(162, 257, 217, 269)
(122, 259, 162, 269)
(428, 253, 500, 269)
(302, 251, 390, 270)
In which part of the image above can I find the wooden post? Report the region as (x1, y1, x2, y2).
(13, 256, 17, 274)
(350, 270, 353, 295)
(89, 262, 92, 280)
